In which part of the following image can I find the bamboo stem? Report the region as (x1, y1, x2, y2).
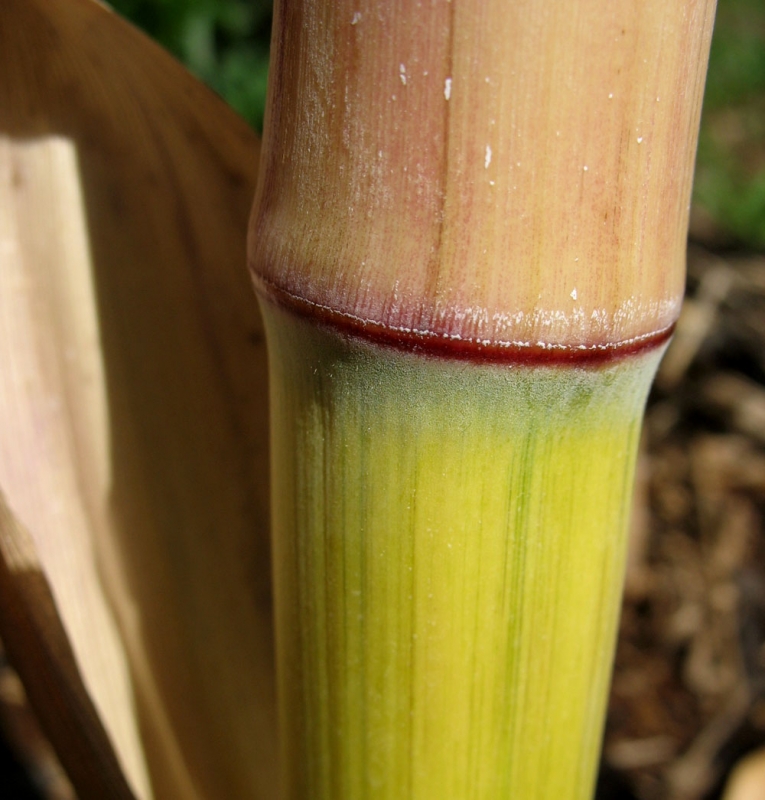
(250, 1, 716, 797)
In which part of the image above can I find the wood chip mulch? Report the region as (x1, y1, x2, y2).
(601, 244, 765, 800)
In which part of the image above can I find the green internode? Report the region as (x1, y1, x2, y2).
(263, 301, 662, 800)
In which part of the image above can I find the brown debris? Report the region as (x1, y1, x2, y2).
(604, 247, 765, 800)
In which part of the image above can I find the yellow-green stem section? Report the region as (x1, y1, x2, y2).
(263, 301, 662, 800)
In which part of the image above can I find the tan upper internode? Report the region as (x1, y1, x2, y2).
(250, 0, 716, 349)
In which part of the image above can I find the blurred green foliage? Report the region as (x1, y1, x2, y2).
(695, 0, 765, 247)
(113, 0, 765, 249)
(110, 0, 272, 132)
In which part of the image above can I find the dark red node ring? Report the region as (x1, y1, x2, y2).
(253, 275, 674, 367)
